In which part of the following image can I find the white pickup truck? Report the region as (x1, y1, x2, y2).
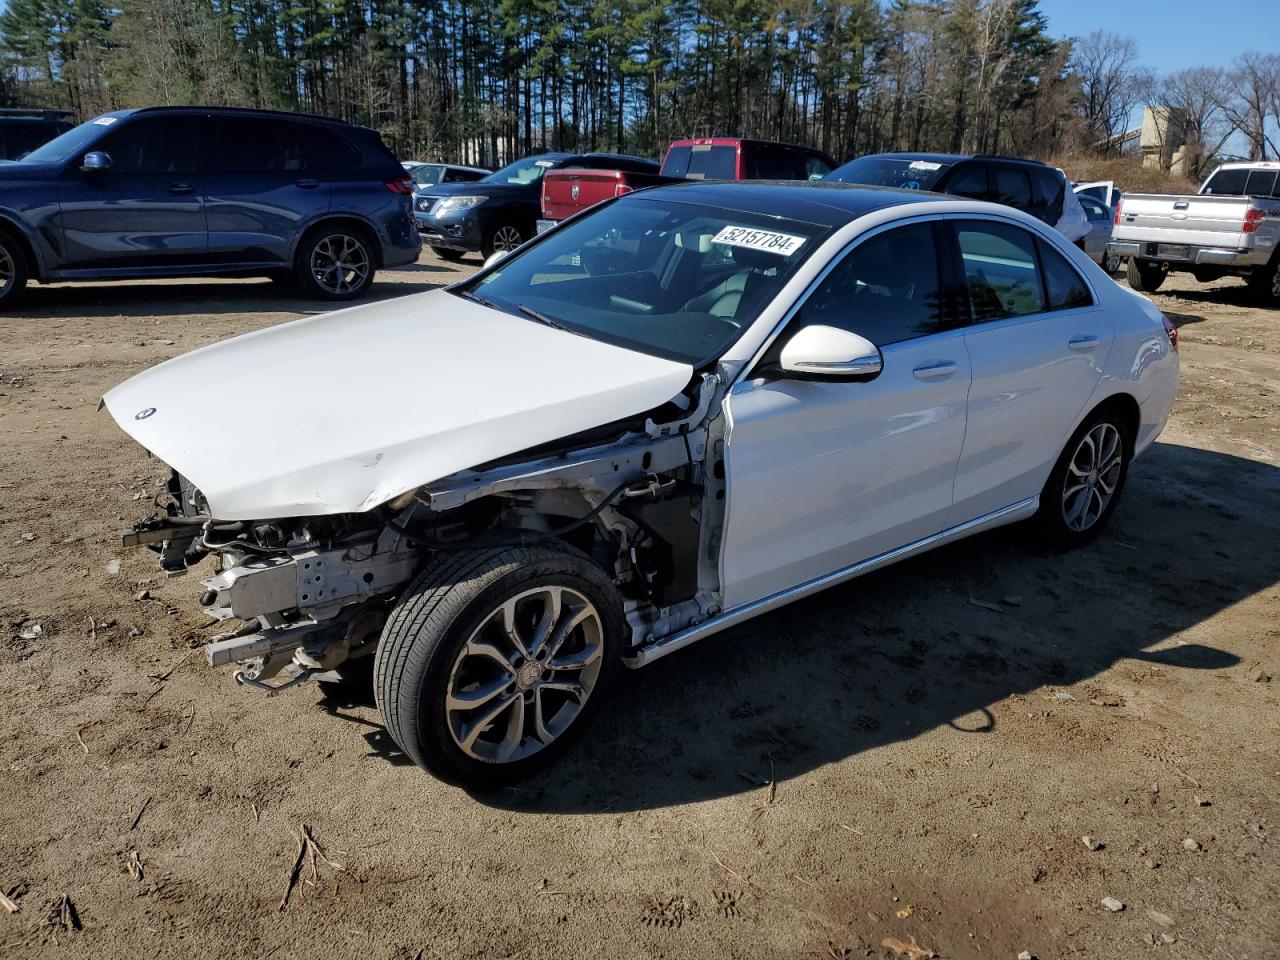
(1108, 161, 1280, 306)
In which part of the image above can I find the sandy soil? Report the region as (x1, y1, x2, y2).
(1, 259, 1277, 960)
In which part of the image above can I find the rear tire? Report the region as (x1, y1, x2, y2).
(1247, 258, 1280, 308)
(374, 543, 625, 787)
(295, 225, 376, 300)
(1032, 408, 1133, 549)
(431, 246, 466, 262)
(0, 230, 30, 310)
(1126, 258, 1166, 293)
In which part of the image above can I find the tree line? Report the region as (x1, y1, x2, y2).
(0, 0, 1276, 172)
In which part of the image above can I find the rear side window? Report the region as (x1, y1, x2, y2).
(746, 145, 800, 180)
(1037, 239, 1094, 310)
(992, 167, 1032, 209)
(1202, 168, 1248, 195)
(945, 164, 989, 200)
(663, 144, 738, 180)
(795, 222, 951, 346)
(212, 117, 358, 172)
(1030, 169, 1064, 221)
(955, 221, 1044, 320)
(1244, 168, 1279, 197)
(98, 117, 199, 174)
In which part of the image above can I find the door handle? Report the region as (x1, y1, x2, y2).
(1068, 335, 1100, 351)
(167, 181, 194, 195)
(295, 178, 320, 189)
(912, 360, 958, 381)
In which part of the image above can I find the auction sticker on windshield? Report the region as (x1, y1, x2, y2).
(712, 226, 807, 256)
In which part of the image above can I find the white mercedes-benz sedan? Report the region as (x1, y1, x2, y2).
(104, 181, 1180, 785)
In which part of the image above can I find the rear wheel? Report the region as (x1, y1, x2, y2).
(374, 543, 624, 787)
(1103, 252, 1122, 274)
(296, 226, 375, 300)
(0, 231, 30, 310)
(1126, 257, 1166, 293)
(431, 246, 466, 262)
(481, 222, 527, 260)
(1032, 409, 1132, 548)
(1247, 258, 1280, 308)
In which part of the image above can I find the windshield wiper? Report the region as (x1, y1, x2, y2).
(454, 289, 500, 310)
(513, 303, 571, 332)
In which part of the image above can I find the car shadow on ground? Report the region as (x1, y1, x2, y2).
(1155, 280, 1258, 311)
(322, 442, 1278, 810)
(12, 273, 447, 319)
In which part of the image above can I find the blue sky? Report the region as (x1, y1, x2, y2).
(1040, 0, 1279, 73)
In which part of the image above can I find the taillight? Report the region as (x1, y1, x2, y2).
(383, 177, 413, 195)
(1243, 207, 1264, 233)
(614, 183, 633, 197)
(1113, 199, 1121, 225)
(1162, 314, 1179, 352)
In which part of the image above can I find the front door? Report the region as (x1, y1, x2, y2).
(946, 218, 1112, 524)
(719, 221, 972, 610)
(56, 115, 207, 270)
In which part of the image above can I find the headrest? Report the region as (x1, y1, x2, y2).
(674, 231, 714, 253)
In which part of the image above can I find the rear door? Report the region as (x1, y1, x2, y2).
(56, 114, 208, 270)
(203, 115, 337, 265)
(947, 218, 1111, 524)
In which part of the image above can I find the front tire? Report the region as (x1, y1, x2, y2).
(1032, 409, 1132, 548)
(1247, 258, 1280, 308)
(481, 222, 528, 260)
(431, 246, 466, 262)
(374, 544, 624, 787)
(0, 230, 30, 310)
(296, 226, 376, 300)
(1126, 258, 1166, 293)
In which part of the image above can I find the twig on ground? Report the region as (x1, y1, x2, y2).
(709, 850, 750, 888)
(129, 796, 151, 831)
(74, 727, 90, 755)
(126, 850, 143, 882)
(767, 754, 776, 805)
(278, 829, 307, 912)
(0, 889, 19, 913)
(280, 823, 345, 911)
(88, 616, 97, 643)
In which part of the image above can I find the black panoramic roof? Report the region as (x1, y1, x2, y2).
(131, 105, 361, 128)
(867, 150, 1048, 168)
(635, 179, 958, 227)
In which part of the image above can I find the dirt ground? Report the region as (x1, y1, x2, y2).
(1, 256, 1277, 960)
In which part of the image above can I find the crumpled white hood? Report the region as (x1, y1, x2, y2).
(104, 289, 692, 520)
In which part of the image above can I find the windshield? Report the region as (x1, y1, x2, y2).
(826, 155, 952, 191)
(456, 196, 830, 365)
(483, 156, 558, 186)
(410, 163, 446, 187)
(21, 114, 124, 164)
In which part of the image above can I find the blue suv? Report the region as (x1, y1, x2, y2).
(0, 106, 421, 308)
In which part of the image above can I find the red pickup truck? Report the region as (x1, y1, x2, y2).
(538, 137, 838, 232)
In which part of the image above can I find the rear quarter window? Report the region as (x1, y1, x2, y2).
(1037, 239, 1094, 310)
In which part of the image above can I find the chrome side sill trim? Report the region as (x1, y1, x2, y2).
(624, 496, 1039, 668)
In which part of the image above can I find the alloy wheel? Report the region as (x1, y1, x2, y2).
(309, 234, 370, 295)
(1104, 253, 1121, 274)
(0, 245, 14, 294)
(492, 225, 524, 253)
(445, 585, 603, 764)
(1061, 422, 1123, 532)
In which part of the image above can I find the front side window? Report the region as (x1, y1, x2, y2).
(803, 153, 833, 181)
(992, 168, 1032, 209)
(944, 164, 989, 200)
(459, 197, 829, 365)
(792, 222, 951, 347)
(1079, 195, 1110, 221)
(98, 117, 200, 174)
(955, 221, 1044, 320)
(412, 164, 446, 186)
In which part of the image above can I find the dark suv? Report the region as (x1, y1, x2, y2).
(0, 108, 73, 160)
(825, 152, 1087, 241)
(0, 106, 420, 308)
(416, 152, 658, 260)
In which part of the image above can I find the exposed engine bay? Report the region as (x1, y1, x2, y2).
(124, 374, 728, 693)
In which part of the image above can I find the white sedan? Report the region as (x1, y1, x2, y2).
(105, 181, 1180, 785)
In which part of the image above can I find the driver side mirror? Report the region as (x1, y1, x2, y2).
(778, 324, 883, 380)
(80, 151, 111, 173)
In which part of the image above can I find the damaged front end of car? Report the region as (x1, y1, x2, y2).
(121, 373, 728, 693)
